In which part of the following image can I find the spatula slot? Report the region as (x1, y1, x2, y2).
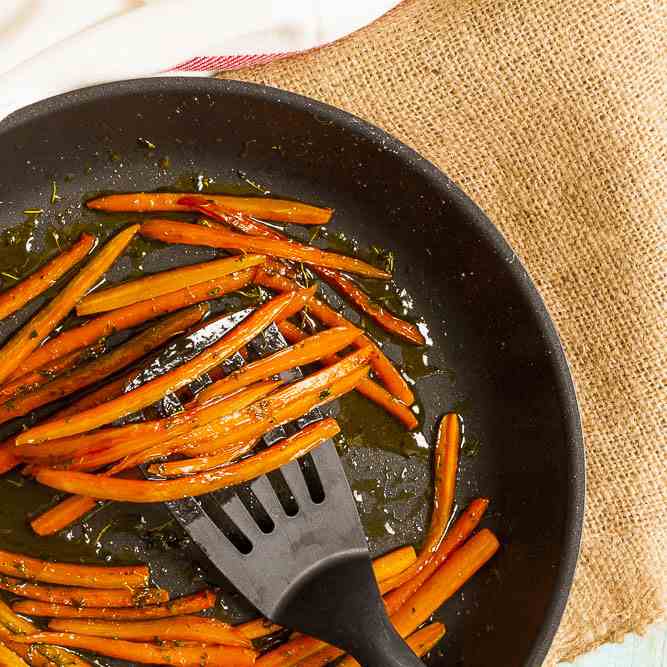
(236, 485, 276, 534)
(297, 454, 326, 504)
(266, 469, 299, 516)
(199, 494, 253, 554)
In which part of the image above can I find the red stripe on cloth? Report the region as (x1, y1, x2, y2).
(170, 53, 292, 72)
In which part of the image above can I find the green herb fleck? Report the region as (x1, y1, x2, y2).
(22, 208, 43, 215)
(50, 180, 60, 204)
(28, 329, 38, 339)
(1, 272, 18, 281)
(308, 226, 322, 245)
(461, 436, 481, 458)
(137, 137, 157, 150)
(319, 389, 332, 400)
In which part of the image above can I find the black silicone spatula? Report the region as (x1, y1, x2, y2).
(130, 315, 424, 666)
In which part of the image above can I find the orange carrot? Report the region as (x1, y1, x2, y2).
(36, 416, 343, 502)
(237, 619, 284, 640)
(277, 320, 417, 430)
(381, 498, 489, 600)
(12, 590, 215, 620)
(30, 495, 99, 537)
(2, 640, 87, 667)
(0, 234, 95, 322)
(389, 530, 499, 637)
(87, 191, 333, 225)
(7, 269, 254, 382)
(315, 266, 425, 345)
(17, 287, 314, 444)
(0, 226, 137, 386)
(0, 341, 107, 402)
(0, 441, 18, 475)
(255, 266, 414, 405)
(140, 219, 389, 279)
(0, 549, 149, 589)
(0, 642, 29, 666)
(195, 325, 362, 405)
(0, 576, 167, 607)
(295, 644, 343, 667)
(2, 631, 256, 666)
(48, 616, 250, 647)
(76, 254, 265, 315)
(0, 305, 206, 425)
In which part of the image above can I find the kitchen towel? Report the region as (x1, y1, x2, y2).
(220, 0, 667, 664)
(0, 0, 398, 120)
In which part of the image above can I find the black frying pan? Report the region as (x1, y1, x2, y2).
(0, 78, 584, 666)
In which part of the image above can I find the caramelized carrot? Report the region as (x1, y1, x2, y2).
(380, 498, 489, 599)
(195, 325, 362, 405)
(0, 599, 89, 666)
(87, 191, 333, 225)
(36, 417, 343, 502)
(0, 576, 167, 607)
(140, 219, 389, 279)
(30, 495, 98, 537)
(2, 631, 256, 666)
(315, 266, 425, 345)
(0, 642, 29, 666)
(76, 254, 265, 315)
(255, 266, 414, 404)
(277, 320, 417, 430)
(0, 341, 106, 402)
(48, 616, 250, 647)
(7, 269, 254, 382)
(0, 226, 137, 385)
(17, 287, 314, 444)
(0, 441, 18, 475)
(0, 305, 206, 425)
(391, 529, 499, 637)
(12, 590, 215, 620)
(237, 618, 284, 640)
(2, 641, 81, 667)
(0, 549, 148, 589)
(0, 234, 95, 322)
(295, 644, 343, 667)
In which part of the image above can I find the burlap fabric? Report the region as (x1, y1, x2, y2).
(220, 0, 666, 663)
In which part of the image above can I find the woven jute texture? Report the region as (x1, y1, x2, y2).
(220, 0, 666, 663)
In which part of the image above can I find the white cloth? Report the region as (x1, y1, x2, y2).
(0, 0, 398, 122)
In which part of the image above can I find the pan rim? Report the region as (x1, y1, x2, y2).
(1, 76, 585, 666)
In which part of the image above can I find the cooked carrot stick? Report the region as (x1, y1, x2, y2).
(146, 440, 256, 477)
(7, 269, 254, 382)
(381, 497, 489, 602)
(0, 642, 29, 666)
(0, 549, 148, 589)
(30, 495, 99, 537)
(336, 622, 446, 667)
(140, 219, 389, 279)
(0, 226, 137, 386)
(12, 589, 215, 620)
(76, 254, 265, 316)
(48, 616, 250, 647)
(2, 631, 256, 666)
(0, 305, 206, 425)
(315, 266, 424, 345)
(2, 641, 60, 667)
(391, 529, 500, 637)
(0, 575, 167, 607)
(277, 320, 417, 430)
(238, 618, 284, 640)
(294, 644, 343, 667)
(195, 325, 362, 405)
(17, 287, 313, 445)
(36, 416, 343, 502)
(255, 266, 414, 405)
(88, 191, 333, 225)
(0, 234, 95, 322)
(0, 340, 108, 403)
(0, 440, 18, 475)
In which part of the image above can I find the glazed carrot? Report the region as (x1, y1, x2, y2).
(2, 642, 56, 667)
(88, 191, 333, 225)
(381, 497, 489, 600)
(0, 234, 95, 322)
(0, 575, 167, 607)
(48, 616, 250, 647)
(0, 441, 18, 475)
(0, 642, 28, 666)
(36, 416, 343, 502)
(0, 598, 91, 666)
(277, 320, 417, 430)
(238, 619, 284, 640)
(0, 305, 206, 425)
(195, 325, 362, 405)
(12, 590, 215, 620)
(17, 287, 313, 444)
(0, 226, 137, 386)
(30, 495, 99, 537)
(0, 549, 148, 589)
(336, 623, 446, 667)
(2, 631, 256, 666)
(255, 266, 414, 405)
(76, 254, 265, 315)
(140, 219, 389, 279)
(392, 529, 499, 637)
(7, 269, 254, 382)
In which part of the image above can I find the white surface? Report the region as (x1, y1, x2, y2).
(559, 623, 666, 667)
(0, 0, 397, 121)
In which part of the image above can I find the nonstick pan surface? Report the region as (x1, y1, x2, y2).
(0, 78, 584, 666)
